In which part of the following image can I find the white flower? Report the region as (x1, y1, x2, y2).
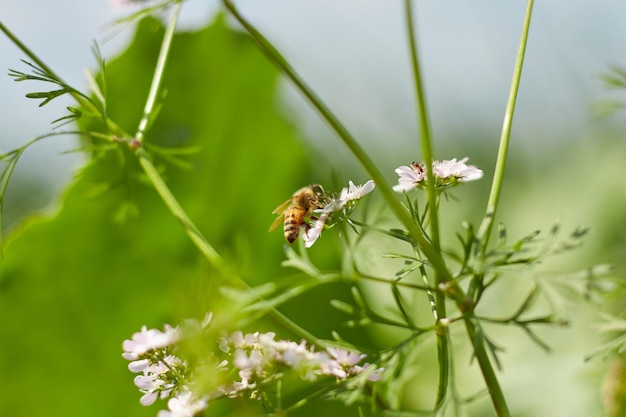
(393, 163, 425, 192)
(233, 348, 264, 371)
(318, 347, 368, 380)
(303, 210, 330, 248)
(319, 354, 347, 379)
(140, 390, 159, 407)
(157, 390, 208, 417)
(128, 358, 150, 373)
(337, 180, 375, 208)
(326, 347, 367, 366)
(302, 180, 375, 248)
(432, 157, 483, 181)
(393, 157, 482, 192)
(123, 325, 179, 361)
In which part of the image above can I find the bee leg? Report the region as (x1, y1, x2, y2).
(302, 222, 312, 238)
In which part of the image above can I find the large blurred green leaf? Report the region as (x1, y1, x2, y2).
(0, 14, 317, 417)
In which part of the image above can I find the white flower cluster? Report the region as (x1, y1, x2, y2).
(123, 315, 214, 417)
(219, 331, 382, 396)
(304, 180, 375, 248)
(123, 324, 185, 406)
(123, 315, 382, 417)
(393, 157, 483, 192)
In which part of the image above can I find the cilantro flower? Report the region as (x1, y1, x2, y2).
(393, 157, 482, 192)
(219, 331, 383, 387)
(123, 325, 180, 361)
(432, 157, 483, 182)
(337, 180, 376, 209)
(393, 163, 426, 192)
(157, 390, 208, 417)
(123, 317, 211, 412)
(303, 210, 330, 248)
(303, 180, 375, 248)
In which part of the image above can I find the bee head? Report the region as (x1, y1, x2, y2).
(310, 184, 325, 197)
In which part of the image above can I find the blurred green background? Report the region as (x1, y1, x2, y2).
(1, 1, 626, 417)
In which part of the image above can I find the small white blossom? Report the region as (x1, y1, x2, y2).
(320, 347, 370, 380)
(128, 358, 151, 373)
(157, 390, 208, 417)
(432, 157, 483, 181)
(337, 180, 375, 208)
(302, 180, 375, 248)
(352, 363, 385, 381)
(140, 390, 159, 407)
(393, 163, 426, 192)
(326, 347, 367, 366)
(303, 210, 330, 248)
(123, 325, 179, 361)
(394, 157, 482, 192)
(319, 354, 347, 379)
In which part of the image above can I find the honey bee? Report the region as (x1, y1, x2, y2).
(269, 184, 327, 243)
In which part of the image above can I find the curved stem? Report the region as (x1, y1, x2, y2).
(476, 0, 534, 252)
(137, 150, 228, 270)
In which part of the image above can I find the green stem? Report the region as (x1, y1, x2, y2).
(221, 0, 451, 282)
(137, 150, 228, 270)
(462, 317, 510, 416)
(134, 0, 183, 143)
(476, 0, 534, 252)
(405, 0, 448, 406)
(404, 0, 440, 253)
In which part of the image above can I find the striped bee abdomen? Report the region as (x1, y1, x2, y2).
(283, 210, 305, 243)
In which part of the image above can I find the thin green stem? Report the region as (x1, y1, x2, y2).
(134, 0, 183, 143)
(405, 1, 448, 406)
(476, 0, 534, 253)
(221, 0, 451, 282)
(404, 0, 440, 254)
(462, 317, 510, 416)
(460, 5, 535, 409)
(137, 150, 228, 270)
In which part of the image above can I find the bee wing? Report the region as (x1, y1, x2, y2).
(268, 213, 285, 232)
(272, 198, 292, 215)
(269, 198, 291, 232)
